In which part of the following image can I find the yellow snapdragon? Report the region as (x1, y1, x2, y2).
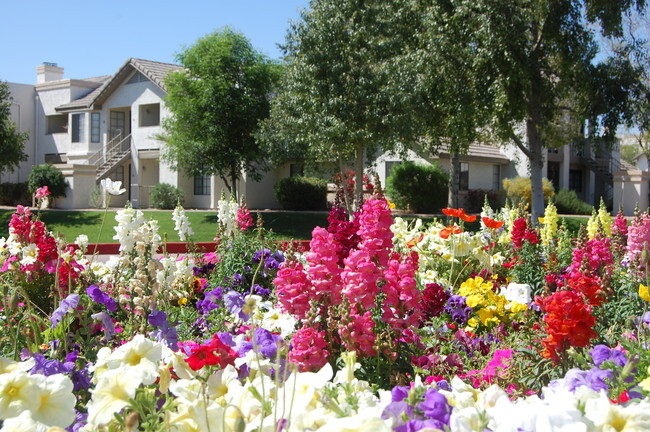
(540, 202, 559, 247)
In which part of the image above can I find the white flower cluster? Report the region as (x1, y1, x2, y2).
(0, 358, 76, 431)
(113, 206, 161, 253)
(217, 196, 240, 237)
(172, 205, 194, 242)
(156, 256, 195, 302)
(440, 376, 650, 432)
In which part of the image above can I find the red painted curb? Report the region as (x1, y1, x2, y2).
(71, 240, 311, 255)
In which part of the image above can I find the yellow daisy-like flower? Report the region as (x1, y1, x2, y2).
(178, 297, 189, 306)
(387, 199, 396, 210)
(640, 284, 650, 302)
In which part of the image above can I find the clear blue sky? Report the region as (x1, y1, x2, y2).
(1, 0, 309, 84)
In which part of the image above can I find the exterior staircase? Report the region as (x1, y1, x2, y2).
(88, 134, 132, 181)
(579, 150, 626, 207)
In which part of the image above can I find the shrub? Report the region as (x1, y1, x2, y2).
(385, 161, 449, 213)
(0, 182, 29, 205)
(88, 186, 103, 209)
(28, 164, 67, 198)
(150, 183, 184, 209)
(274, 176, 328, 210)
(553, 188, 593, 215)
(502, 177, 554, 206)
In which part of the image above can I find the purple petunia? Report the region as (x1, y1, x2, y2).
(49, 294, 80, 328)
(445, 295, 472, 324)
(590, 344, 628, 367)
(91, 311, 116, 340)
(224, 290, 249, 321)
(86, 285, 117, 312)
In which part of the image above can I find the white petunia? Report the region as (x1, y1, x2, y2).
(86, 368, 141, 427)
(19, 243, 38, 266)
(0, 370, 40, 419)
(0, 410, 49, 432)
(105, 334, 162, 385)
(30, 373, 76, 428)
(500, 283, 532, 304)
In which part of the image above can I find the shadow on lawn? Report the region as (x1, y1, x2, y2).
(39, 210, 103, 227)
(201, 212, 330, 240)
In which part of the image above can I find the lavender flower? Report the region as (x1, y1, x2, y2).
(148, 310, 179, 351)
(30, 353, 73, 376)
(418, 388, 452, 425)
(91, 311, 116, 340)
(590, 344, 628, 367)
(50, 294, 80, 327)
(86, 285, 117, 312)
(224, 290, 249, 321)
(253, 327, 282, 359)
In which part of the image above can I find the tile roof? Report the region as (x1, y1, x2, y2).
(56, 58, 183, 112)
(436, 142, 511, 163)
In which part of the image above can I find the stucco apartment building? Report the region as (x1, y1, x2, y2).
(3, 60, 639, 213)
(3, 59, 286, 210)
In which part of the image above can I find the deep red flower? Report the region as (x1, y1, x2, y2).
(185, 336, 238, 371)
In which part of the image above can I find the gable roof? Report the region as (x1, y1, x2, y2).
(436, 142, 511, 164)
(56, 58, 183, 112)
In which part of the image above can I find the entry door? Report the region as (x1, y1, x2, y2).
(109, 111, 126, 141)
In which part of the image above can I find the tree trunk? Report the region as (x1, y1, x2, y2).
(230, 163, 238, 202)
(448, 150, 460, 209)
(354, 143, 365, 211)
(527, 117, 545, 225)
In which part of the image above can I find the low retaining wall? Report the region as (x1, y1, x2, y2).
(72, 240, 312, 255)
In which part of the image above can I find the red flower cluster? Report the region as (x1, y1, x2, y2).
(326, 204, 360, 265)
(511, 217, 539, 249)
(184, 335, 238, 371)
(421, 283, 450, 322)
(537, 290, 597, 362)
(235, 203, 254, 231)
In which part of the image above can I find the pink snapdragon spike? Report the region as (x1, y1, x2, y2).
(625, 212, 650, 268)
(568, 236, 614, 278)
(305, 227, 343, 307)
(381, 250, 422, 330)
(235, 203, 254, 231)
(288, 327, 329, 372)
(339, 311, 377, 357)
(274, 260, 313, 320)
(34, 185, 51, 200)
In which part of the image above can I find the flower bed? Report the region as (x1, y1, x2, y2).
(1, 193, 650, 431)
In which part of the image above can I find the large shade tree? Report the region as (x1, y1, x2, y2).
(162, 28, 281, 198)
(0, 81, 28, 174)
(434, 0, 647, 221)
(259, 0, 428, 211)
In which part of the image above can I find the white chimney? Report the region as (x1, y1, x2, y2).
(36, 63, 64, 83)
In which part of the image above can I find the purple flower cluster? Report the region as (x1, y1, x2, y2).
(50, 294, 79, 327)
(196, 287, 224, 315)
(86, 285, 117, 312)
(148, 310, 178, 351)
(590, 344, 628, 367)
(444, 295, 472, 324)
(224, 290, 249, 321)
(382, 385, 452, 432)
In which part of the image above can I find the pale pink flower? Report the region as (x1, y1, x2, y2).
(34, 186, 50, 200)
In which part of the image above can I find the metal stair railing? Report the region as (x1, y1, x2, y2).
(92, 134, 133, 180)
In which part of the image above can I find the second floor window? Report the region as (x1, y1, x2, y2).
(91, 113, 100, 143)
(139, 103, 160, 127)
(71, 113, 85, 143)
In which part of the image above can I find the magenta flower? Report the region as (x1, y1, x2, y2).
(34, 185, 50, 200)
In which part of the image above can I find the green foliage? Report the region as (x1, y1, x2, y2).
(0, 81, 28, 174)
(502, 177, 555, 208)
(259, 0, 428, 208)
(0, 182, 29, 205)
(274, 176, 327, 211)
(553, 188, 594, 215)
(466, 189, 503, 213)
(150, 183, 184, 210)
(385, 162, 449, 214)
(28, 164, 67, 198)
(162, 28, 281, 196)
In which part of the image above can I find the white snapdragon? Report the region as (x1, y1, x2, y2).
(217, 195, 239, 237)
(172, 205, 194, 242)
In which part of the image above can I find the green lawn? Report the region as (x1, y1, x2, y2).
(0, 209, 331, 243)
(0, 208, 587, 244)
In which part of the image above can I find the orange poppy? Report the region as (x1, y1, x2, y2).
(440, 225, 462, 239)
(407, 233, 425, 248)
(442, 208, 463, 218)
(481, 217, 505, 229)
(443, 207, 476, 223)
